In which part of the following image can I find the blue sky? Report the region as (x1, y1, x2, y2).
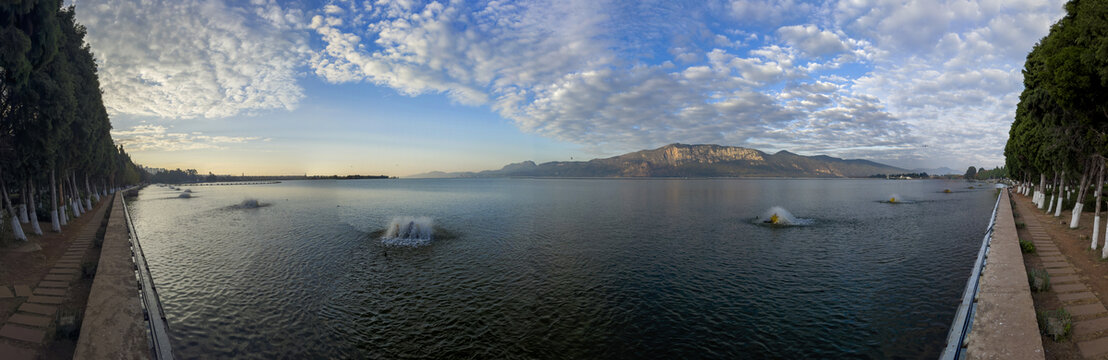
(72, 0, 1066, 176)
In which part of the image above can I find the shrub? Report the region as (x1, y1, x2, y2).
(1020, 239, 1036, 253)
(81, 261, 97, 279)
(1037, 309, 1073, 341)
(1016, 221, 1027, 229)
(55, 307, 83, 340)
(1028, 268, 1051, 292)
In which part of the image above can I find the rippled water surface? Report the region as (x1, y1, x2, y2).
(128, 179, 998, 358)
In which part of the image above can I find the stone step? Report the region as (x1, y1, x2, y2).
(0, 324, 44, 344)
(1055, 283, 1089, 293)
(27, 295, 63, 305)
(0, 286, 12, 299)
(1047, 267, 1076, 275)
(32, 287, 65, 296)
(1069, 302, 1107, 316)
(43, 274, 72, 282)
(36, 281, 67, 289)
(1053, 275, 1081, 284)
(8, 314, 51, 328)
(48, 268, 78, 275)
(1042, 261, 1069, 269)
(13, 285, 32, 298)
(1079, 337, 1108, 359)
(55, 262, 80, 269)
(1076, 317, 1108, 337)
(0, 343, 35, 360)
(1060, 291, 1098, 303)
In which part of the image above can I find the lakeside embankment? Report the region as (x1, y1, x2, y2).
(961, 189, 1044, 359)
(74, 191, 160, 359)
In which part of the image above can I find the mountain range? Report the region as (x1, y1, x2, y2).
(412, 143, 910, 178)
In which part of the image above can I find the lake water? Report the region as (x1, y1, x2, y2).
(127, 178, 998, 359)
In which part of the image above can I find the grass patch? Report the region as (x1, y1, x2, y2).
(1028, 268, 1051, 292)
(1038, 308, 1073, 341)
(1020, 239, 1036, 253)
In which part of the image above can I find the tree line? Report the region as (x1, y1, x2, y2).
(1, 1, 142, 242)
(1004, 0, 1108, 256)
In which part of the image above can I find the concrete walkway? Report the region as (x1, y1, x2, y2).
(1014, 197, 1108, 358)
(966, 190, 1045, 359)
(73, 193, 149, 360)
(0, 198, 110, 360)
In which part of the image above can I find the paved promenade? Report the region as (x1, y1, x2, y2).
(73, 194, 148, 359)
(966, 190, 1045, 359)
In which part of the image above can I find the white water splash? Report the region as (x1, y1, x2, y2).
(757, 206, 813, 226)
(381, 216, 434, 246)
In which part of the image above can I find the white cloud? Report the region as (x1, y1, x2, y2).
(776, 25, 849, 57)
(112, 125, 261, 151)
(729, 0, 817, 26)
(77, 0, 1070, 169)
(74, 0, 311, 119)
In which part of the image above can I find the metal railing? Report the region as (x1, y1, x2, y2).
(939, 189, 1005, 360)
(120, 189, 175, 360)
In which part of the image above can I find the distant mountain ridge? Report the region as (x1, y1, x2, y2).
(412, 143, 908, 178)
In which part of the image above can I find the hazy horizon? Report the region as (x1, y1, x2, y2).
(72, 0, 1062, 176)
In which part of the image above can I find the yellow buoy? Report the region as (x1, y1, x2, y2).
(889, 197, 896, 203)
(770, 213, 780, 224)
(944, 189, 951, 193)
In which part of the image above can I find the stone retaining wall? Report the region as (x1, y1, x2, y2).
(73, 193, 148, 360)
(966, 190, 1044, 359)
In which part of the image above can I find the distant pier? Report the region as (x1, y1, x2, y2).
(184, 181, 280, 186)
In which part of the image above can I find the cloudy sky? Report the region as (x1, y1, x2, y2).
(72, 0, 1065, 176)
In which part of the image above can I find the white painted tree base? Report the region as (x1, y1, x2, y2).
(1055, 195, 1064, 217)
(18, 204, 28, 223)
(50, 210, 60, 233)
(1072, 203, 1085, 228)
(1094, 216, 1101, 250)
(8, 215, 25, 241)
(29, 215, 41, 236)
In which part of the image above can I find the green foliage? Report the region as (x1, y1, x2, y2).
(1020, 239, 1036, 253)
(1005, 0, 1108, 184)
(54, 307, 82, 340)
(1016, 221, 1027, 229)
(1037, 308, 1072, 341)
(1028, 268, 1052, 292)
(0, 1, 143, 241)
(965, 166, 978, 179)
(80, 260, 96, 278)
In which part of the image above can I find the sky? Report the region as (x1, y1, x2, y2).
(70, 0, 1067, 176)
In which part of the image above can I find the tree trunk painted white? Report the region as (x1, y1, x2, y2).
(1073, 165, 1093, 227)
(51, 169, 62, 231)
(69, 173, 83, 217)
(0, 171, 28, 242)
(18, 183, 29, 223)
(1048, 194, 1057, 214)
(27, 180, 41, 236)
(1073, 203, 1086, 228)
(1095, 159, 1105, 250)
(1039, 173, 1047, 209)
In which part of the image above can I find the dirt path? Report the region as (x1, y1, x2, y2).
(1014, 190, 1108, 359)
(0, 196, 111, 359)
